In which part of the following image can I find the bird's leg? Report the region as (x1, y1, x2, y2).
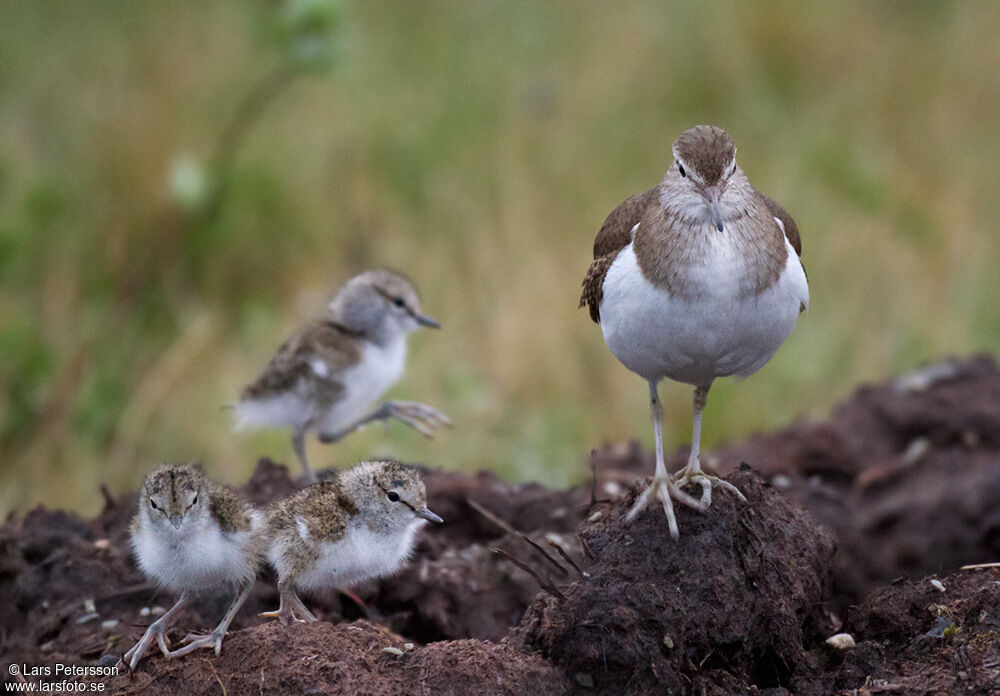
(673, 383, 747, 507)
(259, 582, 317, 625)
(291, 426, 317, 483)
(627, 381, 705, 538)
(318, 401, 452, 444)
(168, 581, 253, 658)
(122, 591, 191, 669)
(286, 588, 318, 623)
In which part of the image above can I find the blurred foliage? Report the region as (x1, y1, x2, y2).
(1, 0, 998, 515)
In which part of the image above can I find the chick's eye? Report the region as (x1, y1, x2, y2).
(187, 493, 199, 509)
(393, 298, 405, 308)
(678, 163, 686, 178)
(148, 499, 160, 511)
(386, 490, 400, 502)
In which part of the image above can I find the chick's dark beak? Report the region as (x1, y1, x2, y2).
(169, 515, 183, 529)
(415, 314, 441, 329)
(416, 507, 444, 524)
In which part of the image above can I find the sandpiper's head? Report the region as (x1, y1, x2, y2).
(139, 462, 209, 533)
(666, 125, 744, 232)
(329, 270, 439, 342)
(341, 459, 442, 531)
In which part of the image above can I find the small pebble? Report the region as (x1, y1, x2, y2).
(403, 643, 414, 651)
(76, 613, 99, 625)
(902, 438, 930, 465)
(382, 647, 404, 657)
(96, 654, 119, 668)
(825, 633, 856, 650)
(925, 616, 953, 638)
(930, 579, 946, 592)
(101, 619, 119, 630)
(771, 474, 792, 490)
(662, 635, 674, 649)
(83, 599, 97, 614)
(150, 606, 166, 616)
(588, 511, 603, 523)
(139, 607, 151, 617)
(93, 539, 111, 550)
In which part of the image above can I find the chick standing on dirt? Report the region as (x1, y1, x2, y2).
(123, 463, 264, 668)
(261, 459, 442, 624)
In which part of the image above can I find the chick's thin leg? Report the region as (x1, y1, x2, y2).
(122, 591, 192, 669)
(291, 425, 316, 483)
(169, 580, 254, 657)
(259, 582, 317, 625)
(318, 401, 451, 444)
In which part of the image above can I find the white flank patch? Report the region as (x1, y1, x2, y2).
(296, 516, 310, 542)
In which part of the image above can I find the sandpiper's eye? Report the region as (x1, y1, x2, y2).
(187, 493, 199, 510)
(149, 499, 160, 511)
(393, 297, 405, 308)
(386, 490, 400, 502)
(678, 163, 686, 178)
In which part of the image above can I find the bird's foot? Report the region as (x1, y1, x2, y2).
(164, 628, 226, 658)
(258, 607, 302, 625)
(122, 622, 170, 669)
(384, 401, 452, 439)
(673, 463, 747, 508)
(626, 475, 705, 539)
(259, 602, 316, 626)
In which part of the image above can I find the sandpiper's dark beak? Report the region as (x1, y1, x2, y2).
(416, 507, 443, 524)
(415, 314, 441, 329)
(703, 185, 725, 232)
(169, 515, 183, 529)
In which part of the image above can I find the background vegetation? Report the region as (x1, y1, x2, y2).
(2, 1, 998, 516)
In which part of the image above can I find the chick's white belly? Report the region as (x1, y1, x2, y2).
(599, 241, 807, 385)
(133, 525, 256, 592)
(274, 522, 421, 592)
(315, 339, 407, 434)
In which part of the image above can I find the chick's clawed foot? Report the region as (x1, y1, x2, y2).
(165, 629, 227, 658)
(259, 590, 317, 626)
(626, 475, 706, 539)
(383, 401, 453, 438)
(672, 462, 747, 508)
(122, 622, 170, 669)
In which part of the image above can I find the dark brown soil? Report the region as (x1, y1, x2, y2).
(2, 355, 1000, 695)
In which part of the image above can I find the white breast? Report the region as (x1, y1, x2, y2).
(132, 511, 262, 592)
(599, 234, 808, 386)
(274, 520, 422, 592)
(316, 336, 407, 433)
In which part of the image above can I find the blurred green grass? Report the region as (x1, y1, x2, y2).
(1, 1, 998, 516)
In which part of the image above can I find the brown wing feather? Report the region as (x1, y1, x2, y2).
(240, 319, 362, 401)
(580, 187, 658, 323)
(756, 190, 801, 256)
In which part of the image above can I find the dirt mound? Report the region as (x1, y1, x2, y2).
(808, 566, 1000, 695)
(591, 355, 1000, 612)
(103, 621, 569, 696)
(511, 468, 835, 694)
(3, 355, 1000, 695)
